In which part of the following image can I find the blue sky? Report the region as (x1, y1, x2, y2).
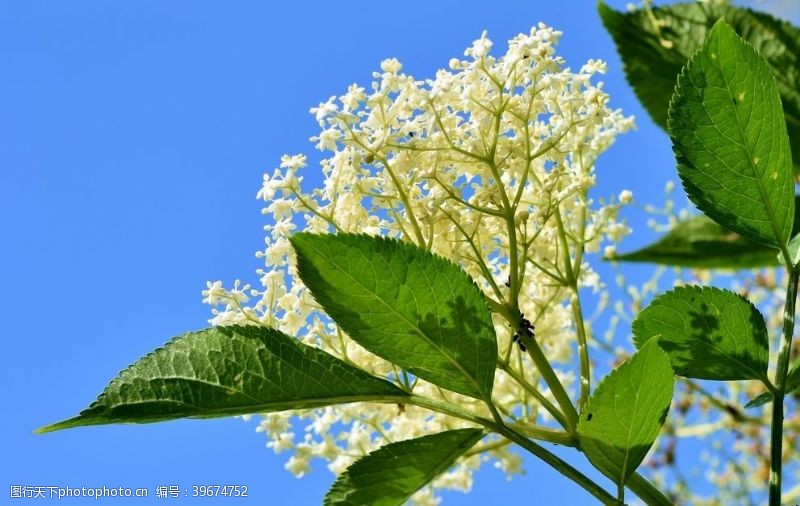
(2, 1, 798, 504)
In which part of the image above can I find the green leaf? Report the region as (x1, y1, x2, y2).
(789, 233, 800, 266)
(633, 286, 770, 383)
(612, 197, 800, 268)
(324, 429, 484, 506)
(599, 1, 800, 172)
(788, 363, 800, 392)
(36, 326, 407, 433)
(611, 214, 778, 268)
(577, 340, 674, 491)
(744, 365, 800, 409)
(669, 20, 794, 248)
(745, 392, 773, 409)
(291, 233, 497, 401)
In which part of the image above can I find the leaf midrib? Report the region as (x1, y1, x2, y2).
(709, 35, 788, 248)
(390, 431, 482, 505)
(37, 394, 412, 433)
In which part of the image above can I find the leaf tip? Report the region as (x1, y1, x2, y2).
(709, 17, 734, 36)
(33, 417, 81, 435)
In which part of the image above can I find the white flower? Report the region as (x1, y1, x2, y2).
(340, 84, 366, 111)
(310, 96, 338, 124)
(284, 446, 311, 477)
(201, 281, 226, 305)
(257, 414, 291, 438)
(280, 154, 307, 170)
(314, 127, 340, 151)
(466, 30, 493, 58)
(267, 432, 295, 454)
(581, 58, 608, 75)
(380, 57, 402, 73)
(256, 174, 276, 201)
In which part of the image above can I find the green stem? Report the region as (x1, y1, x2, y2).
(769, 265, 799, 506)
(498, 358, 570, 430)
(439, 207, 506, 303)
(554, 206, 591, 410)
(508, 422, 575, 446)
(385, 395, 669, 505)
(627, 472, 674, 506)
(404, 396, 613, 501)
(492, 423, 617, 505)
(376, 155, 426, 246)
(517, 319, 580, 429)
(483, 128, 579, 431)
(570, 285, 591, 410)
(463, 438, 511, 457)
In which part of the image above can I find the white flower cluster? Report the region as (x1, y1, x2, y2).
(204, 24, 633, 502)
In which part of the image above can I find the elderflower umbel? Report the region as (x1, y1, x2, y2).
(204, 24, 633, 503)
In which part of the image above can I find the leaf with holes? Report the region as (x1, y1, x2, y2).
(324, 429, 484, 506)
(668, 20, 794, 248)
(633, 286, 770, 383)
(577, 340, 674, 492)
(291, 233, 497, 401)
(36, 326, 407, 433)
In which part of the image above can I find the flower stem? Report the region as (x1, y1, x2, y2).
(404, 396, 612, 501)
(627, 472, 674, 506)
(497, 358, 570, 430)
(405, 392, 668, 505)
(769, 264, 799, 506)
(554, 206, 591, 410)
(491, 423, 617, 505)
(508, 422, 575, 446)
(517, 330, 580, 429)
